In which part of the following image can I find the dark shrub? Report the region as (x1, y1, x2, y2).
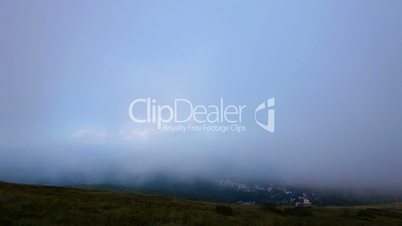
(260, 203, 282, 214)
(342, 209, 351, 218)
(283, 207, 313, 217)
(215, 205, 233, 216)
(357, 209, 375, 218)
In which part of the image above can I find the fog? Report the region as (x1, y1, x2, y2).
(1, 1, 401, 193)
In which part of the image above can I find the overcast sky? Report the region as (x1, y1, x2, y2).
(1, 0, 401, 190)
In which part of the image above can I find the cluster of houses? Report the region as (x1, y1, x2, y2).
(219, 179, 313, 207)
(219, 179, 274, 193)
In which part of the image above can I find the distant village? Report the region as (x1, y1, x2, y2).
(218, 179, 313, 207)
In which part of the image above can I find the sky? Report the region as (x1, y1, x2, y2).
(0, 1, 401, 190)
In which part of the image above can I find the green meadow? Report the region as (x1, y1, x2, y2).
(1, 182, 401, 226)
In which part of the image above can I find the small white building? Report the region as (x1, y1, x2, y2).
(295, 198, 312, 207)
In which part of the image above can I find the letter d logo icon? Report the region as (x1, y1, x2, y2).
(255, 97, 275, 133)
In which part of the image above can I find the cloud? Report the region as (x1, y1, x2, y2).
(119, 128, 157, 141)
(70, 129, 110, 140)
(70, 126, 158, 143)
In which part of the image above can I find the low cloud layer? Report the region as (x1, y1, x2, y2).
(0, 1, 401, 193)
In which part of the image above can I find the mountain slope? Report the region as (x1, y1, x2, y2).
(0, 181, 401, 226)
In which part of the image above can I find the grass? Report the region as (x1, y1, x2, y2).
(0, 181, 402, 226)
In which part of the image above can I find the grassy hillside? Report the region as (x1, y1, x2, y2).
(0, 182, 402, 226)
